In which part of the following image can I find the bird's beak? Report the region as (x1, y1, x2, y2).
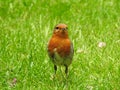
(62, 28, 66, 31)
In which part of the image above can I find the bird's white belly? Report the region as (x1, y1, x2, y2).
(53, 51, 71, 66)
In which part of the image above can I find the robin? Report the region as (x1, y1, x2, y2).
(47, 23, 74, 75)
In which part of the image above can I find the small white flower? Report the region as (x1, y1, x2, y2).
(98, 42, 106, 48)
(10, 78, 17, 87)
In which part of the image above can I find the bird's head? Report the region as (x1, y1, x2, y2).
(53, 23, 68, 38)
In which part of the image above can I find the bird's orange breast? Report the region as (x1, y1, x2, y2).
(48, 36, 71, 58)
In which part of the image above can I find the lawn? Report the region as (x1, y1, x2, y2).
(0, 0, 120, 90)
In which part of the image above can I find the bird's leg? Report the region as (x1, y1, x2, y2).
(51, 65, 57, 79)
(54, 65, 57, 74)
(64, 65, 68, 76)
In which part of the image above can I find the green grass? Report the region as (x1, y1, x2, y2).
(0, 0, 120, 90)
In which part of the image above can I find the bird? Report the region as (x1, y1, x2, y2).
(47, 23, 74, 76)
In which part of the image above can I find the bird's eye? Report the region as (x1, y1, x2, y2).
(55, 27, 59, 29)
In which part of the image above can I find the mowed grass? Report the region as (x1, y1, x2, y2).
(0, 0, 120, 90)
